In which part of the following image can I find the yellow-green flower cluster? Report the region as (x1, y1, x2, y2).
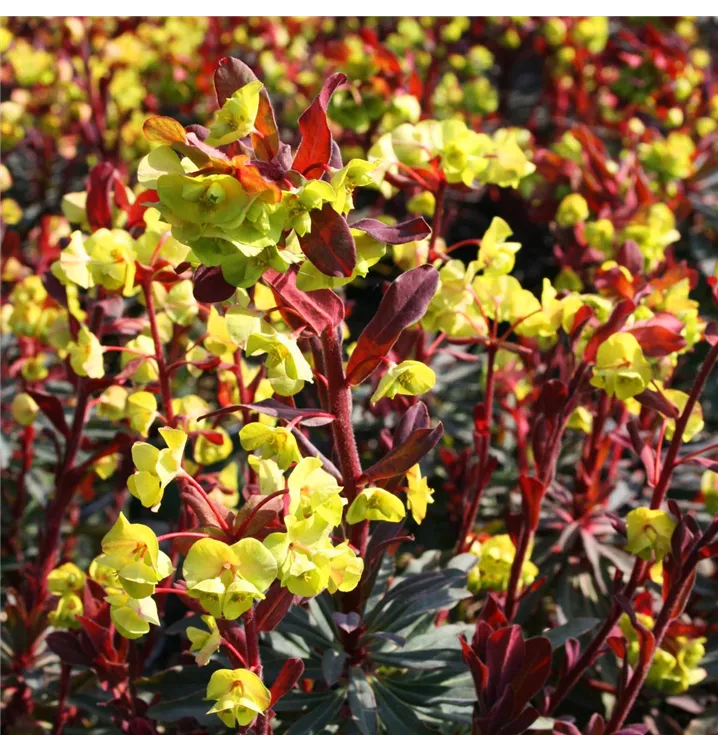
(467, 534, 538, 594)
(47, 562, 86, 630)
(263, 457, 363, 598)
(370, 119, 535, 190)
(620, 614, 706, 695)
(95, 513, 173, 638)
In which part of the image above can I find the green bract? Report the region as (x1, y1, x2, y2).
(205, 668, 271, 728)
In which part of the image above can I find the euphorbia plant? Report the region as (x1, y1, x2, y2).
(1, 25, 717, 737)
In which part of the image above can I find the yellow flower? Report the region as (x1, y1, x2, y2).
(99, 512, 174, 599)
(555, 193, 589, 227)
(477, 217, 522, 276)
(121, 335, 159, 383)
(206, 81, 263, 146)
(205, 668, 272, 728)
(590, 333, 652, 400)
(97, 385, 128, 422)
(126, 391, 157, 436)
(106, 591, 160, 640)
(87, 228, 137, 296)
(406, 464, 435, 524)
(661, 389, 704, 443)
(53, 231, 93, 289)
(183, 538, 277, 620)
(370, 360, 436, 405)
(467, 534, 538, 593)
(240, 423, 302, 470)
(68, 328, 105, 379)
(186, 615, 222, 666)
(625, 507, 676, 561)
(127, 427, 186, 511)
(347, 488, 406, 524)
(11, 393, 39, 425)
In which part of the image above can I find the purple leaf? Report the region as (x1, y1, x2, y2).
(264, 267, 345, 333)
(346, 265, 439, 385)
(200, 398, 335, 427)
(24, 388, 70, 438)
(351, 216, 431, 245)
(392, 402, 430, 449)
(192, 265, 236, 303)
(298, 203, 357, 278)
(333, 611, 361, 634)
(361, 423, 443, 482)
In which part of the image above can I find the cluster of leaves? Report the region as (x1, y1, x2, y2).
(2, 16, 718, 737)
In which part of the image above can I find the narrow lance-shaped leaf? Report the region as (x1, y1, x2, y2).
(297, 203, 357, 278)
(269, 658, 305, 707)
(264, 266, 345, 332)
(351, 216, 431, 245)
(346, 264, 439, 385)
(391, 402, 430, 448)
(292, 73, 347, 179)
(24, 388, 70, 438)
(199, 398, 335, 427)
(256, 582, 294, 632)
(86, 163, 116, 232)
(362, 423, 444, 482)
(348, 667, 378, 735)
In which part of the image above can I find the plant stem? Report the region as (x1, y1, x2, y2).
(320, 328, 364, 553)
(459, 341, 497, 549)
(546, 558, 647, 714)
(244, 604, 266, 731)
(650, 342, 718, 510)
(141, 277, 175, 426)
(428, 180, 447, 259)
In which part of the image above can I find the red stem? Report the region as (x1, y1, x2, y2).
(141, 278, 175, 426)
(320, 328, 364, 553)
(650, 343, 718, 510)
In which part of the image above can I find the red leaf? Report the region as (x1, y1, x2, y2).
(626, 314, 686, 357)
(627, 419, 657, 486)
(298, 203, 357, 278)
(292, 73, 347, 179)
(269, 658, 305, 707)
(519, 475, 544, 532)
(24, 388, 70, 438)
(361, 422, 443, 482)
(196, 430, 225, 446)
(192, 265, 236, 303)
(346, 265, 439, 385)
(264, 267, 345, 334)
(86, 163, 116, 232)
(583, 298, 636, 363)
(351, 216, 431, 245)
(536, 379, 567, 421)
(256, 582, 294, 632)
(512, 636, 552, 707)
(633, 388, 680, 418)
